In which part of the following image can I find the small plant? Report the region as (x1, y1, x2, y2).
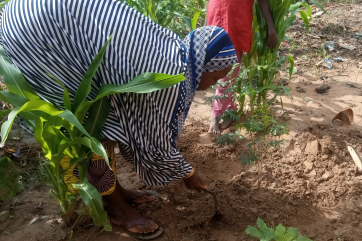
(246, 217, 313, 241)
(0, 37, 184, 230)
(119, 0, 205, 35)
(212, 0, 325, 164)
(0, 156, 23, 201)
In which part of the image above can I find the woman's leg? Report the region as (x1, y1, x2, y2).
(209, 50, 242, 133)
(87, 140, 158, 234)
(103, 180, 158, 234)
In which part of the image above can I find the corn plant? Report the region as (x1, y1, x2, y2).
(119, 0, 205, 33)
(0, 37, 184, 230)
(246, 218, 313, 241)
(214, 0, 325, 164)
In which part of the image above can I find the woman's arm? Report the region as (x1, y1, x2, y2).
(184, 169, 207, 192)
(257, 0, 279, 52)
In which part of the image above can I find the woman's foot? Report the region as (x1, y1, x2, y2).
(209, 116, 220, 134)
(219, 120, 232, 129)
(105, 182, 158, 234)
(121, 189, 156, 204)
(108, 210, 158, 234)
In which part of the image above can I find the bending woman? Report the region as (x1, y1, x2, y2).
(0, 0, 237, 237)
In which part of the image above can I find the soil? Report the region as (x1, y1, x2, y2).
(315, 84, 331, 94)
(2, 3, 362, 241)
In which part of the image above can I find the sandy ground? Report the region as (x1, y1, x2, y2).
(1, 3, 362, 241)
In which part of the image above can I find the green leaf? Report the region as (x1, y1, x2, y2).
(47, 74, 72, 111)
(305, 5, 312, 19)
(34, 119, 51, 160)
(245, 226, 263, 238)
(192, 9, 202, 30)
(279, 15, 296, 40)
(84, 97, 111, 140)
(174, 12, 192, 30)
(0, 91, 29, 107)
(268, 89, 283, 106)
(289, 40, 296, 52)
(274, 224, 295, 241)
(73, 180, 112, 231)
(286, 227, 299, 239)
(0, 109, 10, 120)
(72, 36, 111, 112)
(42, 116, 65, 156)
(295, 236, 313, 241)
(282, 35, 293, 43)
(256, 217, 275, 241)
(1, 101, 61, 144)
(55, 137, 109, 167)
(288, 55, 294, 80)
(289, 2, 303, 12)
(0, 100, 97, 148)
(310, 0, 326, 13)
(97, 72, 185, 97)
(0, 156, 23, 201)
(74, 72, 184, 123)
(0, 46, 39, 101)
(275, 224, 286, 237)
(300, 11, 309, 33)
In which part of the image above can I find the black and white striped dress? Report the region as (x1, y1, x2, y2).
(0, 0, 237, 187)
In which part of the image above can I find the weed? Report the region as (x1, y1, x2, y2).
(119, 0, 206, 37)
(246, 217, 313, 241)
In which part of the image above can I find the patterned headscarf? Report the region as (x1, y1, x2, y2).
(171, 26, 238, 137)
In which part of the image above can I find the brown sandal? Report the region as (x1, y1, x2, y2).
(110, 214, 164, 240)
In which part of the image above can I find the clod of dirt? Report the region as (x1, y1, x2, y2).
(296, 86, 306, 93)
(346, 82, 357, 88)
(333, 119, 344, 126)
(315, 85, 331, 94)
(275, 110, 291, 122)
(305, 140, 320, 155)
(320, 75, 328, 80)
(304, 161, 314, 174)
(319, 172, 333, 183)
(322, 23, 346, 36)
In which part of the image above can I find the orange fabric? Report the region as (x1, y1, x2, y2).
(207, 0, 254, 52)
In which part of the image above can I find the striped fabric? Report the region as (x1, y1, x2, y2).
(0, 0, 237, 187)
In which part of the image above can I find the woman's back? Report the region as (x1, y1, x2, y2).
(1, 0, 186, 107)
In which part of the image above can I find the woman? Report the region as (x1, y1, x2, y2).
(0, 0, 237, 238)
(206, 0, 278, 133)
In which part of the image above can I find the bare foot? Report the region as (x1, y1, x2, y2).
(219, 120, 232, 129)
(209, 116, 220, 134)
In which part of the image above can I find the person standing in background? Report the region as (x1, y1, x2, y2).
(206, 0, 279, 133)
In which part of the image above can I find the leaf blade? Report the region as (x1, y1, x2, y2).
(0, 46, 39, 100)
(72, 36, 111, 112)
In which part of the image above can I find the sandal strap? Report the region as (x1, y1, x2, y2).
(122, 215, 151, 229)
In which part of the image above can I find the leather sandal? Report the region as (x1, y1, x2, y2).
(111, 213, 164, 240)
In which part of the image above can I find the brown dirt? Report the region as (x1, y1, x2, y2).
(2, 3, 362, 241)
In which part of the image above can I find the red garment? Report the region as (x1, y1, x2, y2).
(206, 0, 254, 52)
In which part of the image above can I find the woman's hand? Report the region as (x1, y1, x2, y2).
(184, 171, 207, 192)
(268, 31, 279, 53)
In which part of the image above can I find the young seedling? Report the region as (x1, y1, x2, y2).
(246, 217, 313, 241)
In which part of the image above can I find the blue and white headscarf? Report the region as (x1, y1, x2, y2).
(173, 26, 238, 137)
(1, 0, 237, 185)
